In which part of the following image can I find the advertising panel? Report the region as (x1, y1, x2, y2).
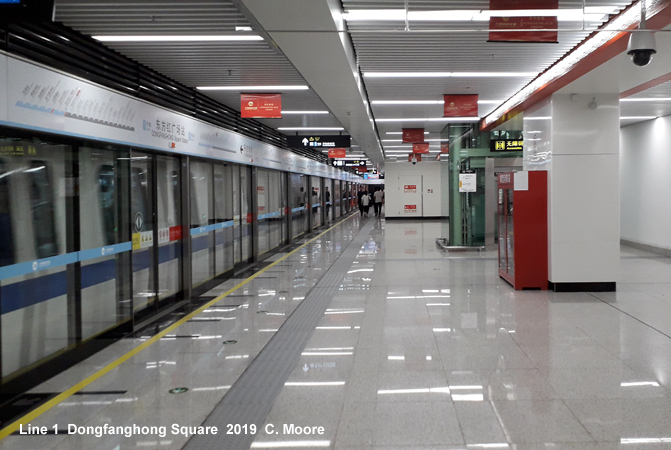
(402, 128, 425, 143)
(489, 0, 559, 43)
(444, 95, 479, 117)
(240, 93, 281, 118)
(328, 148, 347, 158)
(412, 143, 430, 153)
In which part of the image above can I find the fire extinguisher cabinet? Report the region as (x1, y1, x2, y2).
(497, 171, 548, 290)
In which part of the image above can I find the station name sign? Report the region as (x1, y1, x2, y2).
(287, 135, 351, 149)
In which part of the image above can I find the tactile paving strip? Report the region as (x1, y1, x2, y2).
(183, 219, 374, 450)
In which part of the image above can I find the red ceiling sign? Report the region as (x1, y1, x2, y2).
(412, 143, 430, 153)
(402, 128, 425, 143)
(357, 166, 368, 173)
(408, 153, 422, 162)
(328, 148, 347, 158)
(488, 0, 558, 43)
(444, 95, 479, 117)
(240, 94, 282, 118)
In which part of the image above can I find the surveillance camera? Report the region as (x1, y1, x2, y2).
(627, 30, 656, 67)
(411, 155, 418, 165)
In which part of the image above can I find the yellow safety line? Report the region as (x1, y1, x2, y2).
(0, 214, 356, 440)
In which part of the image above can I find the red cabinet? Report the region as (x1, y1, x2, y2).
(497, 171, 548, 290)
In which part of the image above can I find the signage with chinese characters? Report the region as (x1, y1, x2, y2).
(402, 128, 425, 143)
(287, 135, 351, 149)
(459, 171, 477, 193)
(444, 95, 479, 117)
(491, 139, 524, 152)
(404, 205, 417, 213)
(412, 143, 430, 153)
(441, 142, 450, 154)
(240, 93, 281, 119)
(328, 148, 347, 158)
(489, 0, 558, 43)
(331, 159, 366, 168)
(404, 185, 417, 193)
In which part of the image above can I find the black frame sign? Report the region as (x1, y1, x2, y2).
(331, 159, 366, 167)
(491, 139, 524, 152)
(287, 135, 351, 149)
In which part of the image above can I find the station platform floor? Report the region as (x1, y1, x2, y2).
(3, 213, 671, 450)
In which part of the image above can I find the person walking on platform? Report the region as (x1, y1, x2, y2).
(373, 187, 384, 217)
(361, 189, 371, 217)
(357, 187, 366, 217)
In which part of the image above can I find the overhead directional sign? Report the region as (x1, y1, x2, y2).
(331, 159, 366, 168)
(287, 135, 351, 149)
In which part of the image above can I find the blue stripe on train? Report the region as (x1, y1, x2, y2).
(1, 271, 68, 315)
(2, 242, 183, 315)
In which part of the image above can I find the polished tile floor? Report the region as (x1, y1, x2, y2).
(4, 216, 671, 450)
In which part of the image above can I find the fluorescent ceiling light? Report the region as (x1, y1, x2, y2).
(198, 85, 308, 91)
(620, 116, 657, 120)
(375, 100, 444, 105)
(382, 139, 446, 142)
(373, 100, 503, 105)
(93, 35, 263, 42)
(621, 97, 671, 102)
(235, 26, 253, 31)
(376, 117, 480, 122)
(386, 131, 431, 134)
(281, 110, 329, 114)
(277, 127, 344, 131)
(342, 9, 612, 22)
(365, 72, 535, 78)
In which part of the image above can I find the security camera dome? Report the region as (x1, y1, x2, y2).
(627, 30, 657, 67)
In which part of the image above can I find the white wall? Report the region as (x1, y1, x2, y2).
(620, 116, 671, 251)
(384, 161, 445, 218)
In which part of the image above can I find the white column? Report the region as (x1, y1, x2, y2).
(525, 93, 620, 290)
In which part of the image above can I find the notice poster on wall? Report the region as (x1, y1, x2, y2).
(404, 205, 417, 213)
(459, 172, 477, 192)
(404, 185, 417, 193)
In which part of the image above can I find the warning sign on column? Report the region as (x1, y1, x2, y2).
(404, 185, 417, 193)
(404, 205, 417, 213)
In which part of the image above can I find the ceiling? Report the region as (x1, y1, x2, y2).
(54, 0, 671, 170)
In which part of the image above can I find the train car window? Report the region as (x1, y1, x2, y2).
(0, 159, 14, 266)
(28, 160, 59, 258)
(131, 166, 150, 232)
(98, 164, 116, 245)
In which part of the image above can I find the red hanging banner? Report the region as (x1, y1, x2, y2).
(412, 143, 430, 154)
(402, 128, 425, 143)
(240, 94, 282, 118)
(441, 142, 450, 154)
(357, 166, 367, 173)
(444, 95, 479, 117)
(488, 0, 558, 43)
(328, 148, 347, 158)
